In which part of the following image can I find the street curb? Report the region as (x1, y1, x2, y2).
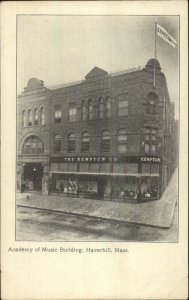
(16, 204, 172, 229)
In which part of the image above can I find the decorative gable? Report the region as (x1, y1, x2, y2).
(85, 67, 108, 78)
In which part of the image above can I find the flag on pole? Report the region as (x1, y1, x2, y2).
(157, 23, 177, 48)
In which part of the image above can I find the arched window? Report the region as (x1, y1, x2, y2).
(34, 108, 39, 125)
(81, 101, 87, 121)
(40, 107, 45, 125)
(68, 133, 76, 153)
(106, 97, 111, 118)
(22, 136, 44, 154)
(101, 130, 110, 152)
(146, 92, 159, 114)
(22, 110, 27, 127)
(54, 135, 61, 153)
(28, 109, 32, 126)
(81, 132, 90, 152)
(118, 129, 127, 153)
(99, 98, 104, 119)
(88, 100, 93, 120)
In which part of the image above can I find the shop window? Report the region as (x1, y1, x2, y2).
(81, 132, 90, 152)
(114, 177, 138, 200)
(118, 100, 128, 117)
(41, 107, 45, 125)
(88, 100, 93, 120)
(54, 135, 61, 153)
(106, 97, 111, 118)
(22, 135, 44, 155)
(78, 179, 97, 194)
(100, 163, 110, 173)
(125, 163, 138, 174)
(66, 176, 77, 194)
(89, 163, 100, 173)
(34, 108, 39, 125)
(81, 101, 87, 121)
(28, 109, 32, 126)
(69, 103, 76, 122)
(113, 163, 124, 173)
(99, 98, 104, 119)
(118, 129, 127, 153)
(22, 110, 27, 127)
(79, 163, 89, 172)
(68, 133, 76, 152)
(54, 104, 61, 123)
(101, 130, 110, 152)
(146, 92, 159, 114)
(141, 177, 159, 199)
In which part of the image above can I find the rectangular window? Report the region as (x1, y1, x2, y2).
(68, 140, 76, 153)
(125, 163, 138, 174)
(144, 143, 150, 153)
(54, 104, 61, 123)
(142, 163, 151, 173)
(50, 163, 59, 171)
(151, 164, 159, 174)
(89, 163, 100, 173)
(100, 163, 110, 173)
(59, 163, 68, 172)
(151, 144, 156, 153)
(118, 100, 128, 117)
(37, 142, 43, 154)
(79, 163, 89, 172)
(113, 163, 124, 174)
(68, 163, 77, 172)
(118, 144, 127, 153)
(69, 104, 76, 122)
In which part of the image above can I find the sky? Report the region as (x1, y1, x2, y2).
(17, 15, 179, 117)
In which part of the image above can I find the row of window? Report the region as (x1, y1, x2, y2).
(54, 98, 128, 123)
(22, 127, 161, 155)
(54, 128, 160, 154)
(22, 108, 45, 127)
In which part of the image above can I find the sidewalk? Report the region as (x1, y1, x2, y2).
(17, 169, 178, 228)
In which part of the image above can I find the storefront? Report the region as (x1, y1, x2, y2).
(49, 155, 161, 202)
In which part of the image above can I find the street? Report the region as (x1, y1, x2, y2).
(16, 203, 178, 242)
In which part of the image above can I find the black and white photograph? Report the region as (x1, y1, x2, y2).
(16, 15, 179, 242)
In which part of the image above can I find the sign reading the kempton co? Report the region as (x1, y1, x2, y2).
(62, 156, 118, 163)
(141, 157, 161, 163)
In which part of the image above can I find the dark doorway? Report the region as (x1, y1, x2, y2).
(23, 163, 44, 192)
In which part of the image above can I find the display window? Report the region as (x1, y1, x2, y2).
(114, 176, 139, 200)
(78, 179, 97, 194)
(141, 176, 159, 199)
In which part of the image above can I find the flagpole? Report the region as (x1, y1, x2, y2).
(153, 19, 157, 86)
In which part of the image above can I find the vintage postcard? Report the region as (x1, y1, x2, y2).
(1, 1, 188, 299)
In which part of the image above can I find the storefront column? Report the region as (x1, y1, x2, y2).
(42, 162, 50, 195)
(16, 162, 24, 192)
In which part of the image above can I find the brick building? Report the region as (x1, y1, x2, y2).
(17, 58, 178, 202)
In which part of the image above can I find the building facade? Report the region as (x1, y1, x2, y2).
(17, 58, 178, 202)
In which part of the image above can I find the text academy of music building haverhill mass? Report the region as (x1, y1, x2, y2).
(16, 56, 178, 203)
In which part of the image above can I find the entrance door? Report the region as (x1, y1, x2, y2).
(23, 163, 44, 192)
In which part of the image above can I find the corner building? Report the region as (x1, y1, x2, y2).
(17, 58, 178, 202)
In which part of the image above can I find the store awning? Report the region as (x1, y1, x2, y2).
(50, 171, 160, 177)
